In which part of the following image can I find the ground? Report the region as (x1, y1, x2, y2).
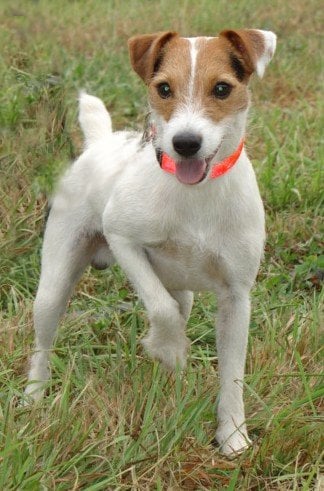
(0, 0, 323, 489)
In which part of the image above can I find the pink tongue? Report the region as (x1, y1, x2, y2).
(175, 159, 207, 185)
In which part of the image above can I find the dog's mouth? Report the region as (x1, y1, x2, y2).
(173, 158, 206, 185)
(156, 145, 221, 185)
(175, 157, 210, 185)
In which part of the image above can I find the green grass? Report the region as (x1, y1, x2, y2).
(0, 0, 323, 489)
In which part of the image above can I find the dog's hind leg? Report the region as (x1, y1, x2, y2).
(25, 210, 93, 401)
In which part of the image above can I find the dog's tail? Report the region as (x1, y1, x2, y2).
(78, 92, 112, 147)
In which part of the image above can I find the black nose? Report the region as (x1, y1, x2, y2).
(172, 132, 202, 158)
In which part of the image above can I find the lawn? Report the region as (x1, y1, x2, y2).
(0, 0, 323, 489)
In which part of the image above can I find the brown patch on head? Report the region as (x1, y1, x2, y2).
(148, 36, 251, 123)
(149, 37, 192, 121)
(131, 30, 272, 124)
(220, 29, 266, 74)
(193, 37, 251, 122)
(128, 31, 177, 83)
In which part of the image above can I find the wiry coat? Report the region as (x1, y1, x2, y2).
(26, 29, 276, 456)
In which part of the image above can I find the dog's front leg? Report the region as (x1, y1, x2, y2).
(106, 233, 190, 369)
(215, 287, 252, 456)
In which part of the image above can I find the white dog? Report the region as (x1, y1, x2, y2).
(26, 29, 276, 456)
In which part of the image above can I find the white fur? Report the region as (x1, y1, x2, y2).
(78, 92, 112, 147)
(187, 38, 198, 99)
(153, 105, 248, 169)
(25, 34, 275, 456)
(255, 30, 277, 78)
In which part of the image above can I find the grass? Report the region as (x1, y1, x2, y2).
(0, 0, 323, 489)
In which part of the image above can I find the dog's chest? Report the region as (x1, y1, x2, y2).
(145, 234, 225, 291)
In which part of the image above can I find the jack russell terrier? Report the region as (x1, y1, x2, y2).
(25, 29, 276, 456)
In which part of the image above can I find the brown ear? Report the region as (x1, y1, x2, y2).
(220, 29, 276, 78)
(128, 31, 177, 83)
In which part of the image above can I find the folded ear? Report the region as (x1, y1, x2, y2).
(220, 29, 276, 78)
(128, 31, 177, 84)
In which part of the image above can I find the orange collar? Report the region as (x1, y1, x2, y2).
(159, 139, 244, 180)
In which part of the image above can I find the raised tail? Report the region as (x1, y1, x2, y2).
(78, 92, 112, 147)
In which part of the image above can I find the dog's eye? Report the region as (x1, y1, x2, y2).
(213, 82, 232, 99)
(157, 82, 172, 99)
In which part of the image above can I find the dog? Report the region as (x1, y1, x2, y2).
(25, 29, 276, 456)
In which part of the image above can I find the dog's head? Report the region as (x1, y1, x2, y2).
(128, 29, 276, 184)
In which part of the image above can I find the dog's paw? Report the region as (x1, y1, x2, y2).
(23, 381, 46, 404)
(215, 425, 251, 457)
(141, 331, 190, 370)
